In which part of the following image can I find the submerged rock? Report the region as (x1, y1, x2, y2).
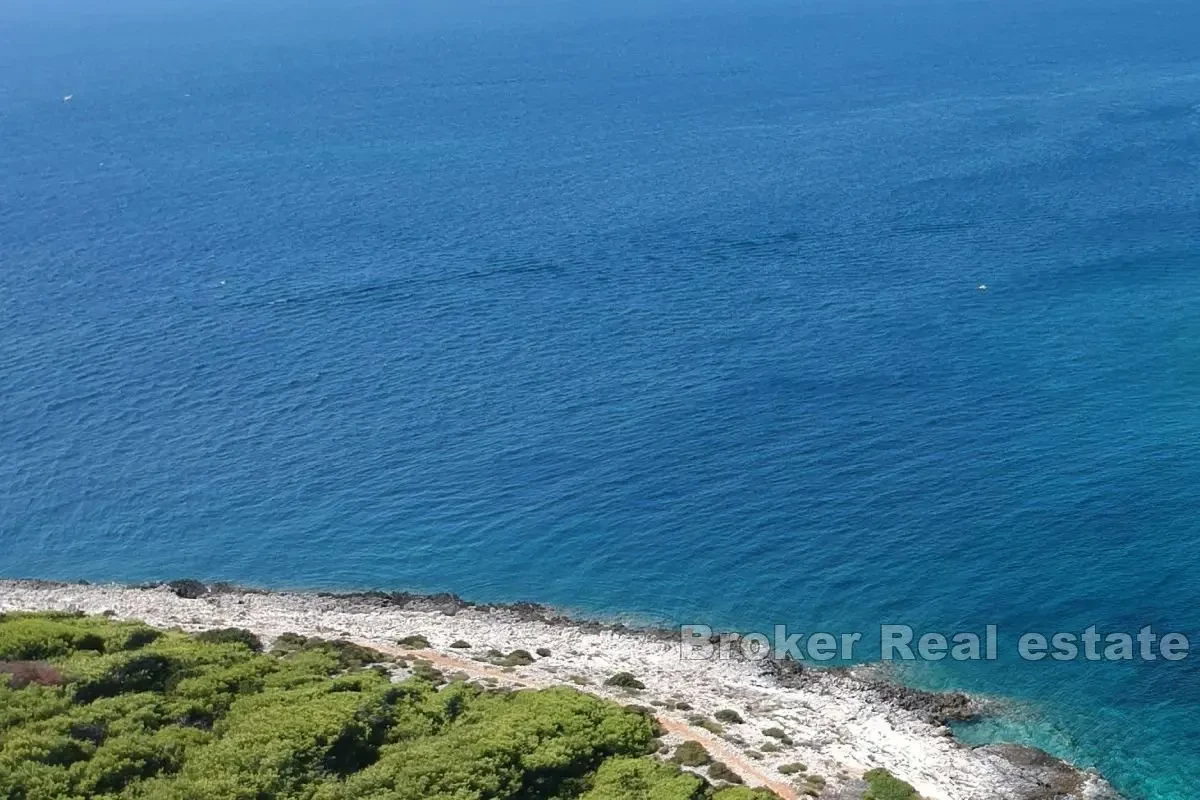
(979, 744, 1121, 800)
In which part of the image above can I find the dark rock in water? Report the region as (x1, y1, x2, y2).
(759, 654, 816, 688)
(865, 679, 977, 724)
(208, 581, 267, 595)
(979, 743, 1117, 800)
(166, 579, 208, 599)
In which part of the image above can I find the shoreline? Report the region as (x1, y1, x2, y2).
(0, 578, 1119, 800)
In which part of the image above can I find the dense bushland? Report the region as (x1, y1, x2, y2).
(0, 613, 774, 800)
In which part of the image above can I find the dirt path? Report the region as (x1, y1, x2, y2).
(377, 644, 799, 800)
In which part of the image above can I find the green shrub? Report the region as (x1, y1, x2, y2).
(195, 628, 263, 653)
(687, 714, 723, 734)
(410, 661, 445, 685)
(271, 636, 387, 670)
(341, 686, 660, 799)
(536, 647, 552, 657)
(864, 767, 920, 799)
(396, 634, 431, 650)
(449, 640, 471, 649)
(74, 653, 177, 703)
(778, 762, 807, 774)
(762, 727, 793, 745)
(604, 671, 645, 690)
(708, 761, 744, 784)
(671, 740, 711, 766)
(272, 632, 308, 650)
(714, 709, 745, 724)
(580, 756, 705, 799)
(0, 616, 107, 660)
(501, 649, 535, 666)
(713, 788, 783, 799)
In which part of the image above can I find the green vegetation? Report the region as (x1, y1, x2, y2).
(708, 789, 780, 800)
(797, 774, 826, 797)
(0, 613, 765, 800)
(671, 740, 712, 766)
(469, 648, 540, 668)
(500, 649, 535, 667)
(687, 714, 724, 735)
(579, 757, 704, 799)
(863, 768, 921, 800)
(761, 727, 793, 745)
(195, 628, 263, 653)
(603, 671, 645, 690)
(778, 762, 806, 775)
(707, 762, 743, 784)
(449, 640, 471, 649)
(714, 709, 744, 725)
(395, 634, 430, 650)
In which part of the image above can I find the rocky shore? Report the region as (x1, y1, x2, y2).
(0, 579, 1119, 800)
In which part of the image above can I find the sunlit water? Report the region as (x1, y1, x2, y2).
(3, 0, 1199, 796)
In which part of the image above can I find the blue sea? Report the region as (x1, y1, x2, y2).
(2, 0, 1199, 795)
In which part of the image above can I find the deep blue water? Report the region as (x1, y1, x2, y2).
(2, 0, 1200, 795)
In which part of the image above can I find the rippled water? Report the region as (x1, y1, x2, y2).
(3, 0, 1200, 795)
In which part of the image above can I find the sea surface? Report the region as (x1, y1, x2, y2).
(2, 0, 1199, 795)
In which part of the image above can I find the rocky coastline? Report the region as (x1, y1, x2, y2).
(0, 579, 1119, 800)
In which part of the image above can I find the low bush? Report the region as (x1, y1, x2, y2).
(396, 634, 431, 650)
(195, 628, 263, 653)
(708, 761, 743, 784)
(580, 756, 705, 799)
(687, 714, 723, 735)
(863, 768, 920, 800)
(671, 740, 711, 767)
(604, 671, 645, 690)
(762, 727, 794, 745)
(712, 789, 782, 799)
(714, 709, 744, 724)
(501, 649, 535, 667)
(410, 661, 445, 685)
(778, 762, 807, 775)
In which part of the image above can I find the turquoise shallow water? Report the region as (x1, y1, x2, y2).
(2, 0, 1200, 795)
